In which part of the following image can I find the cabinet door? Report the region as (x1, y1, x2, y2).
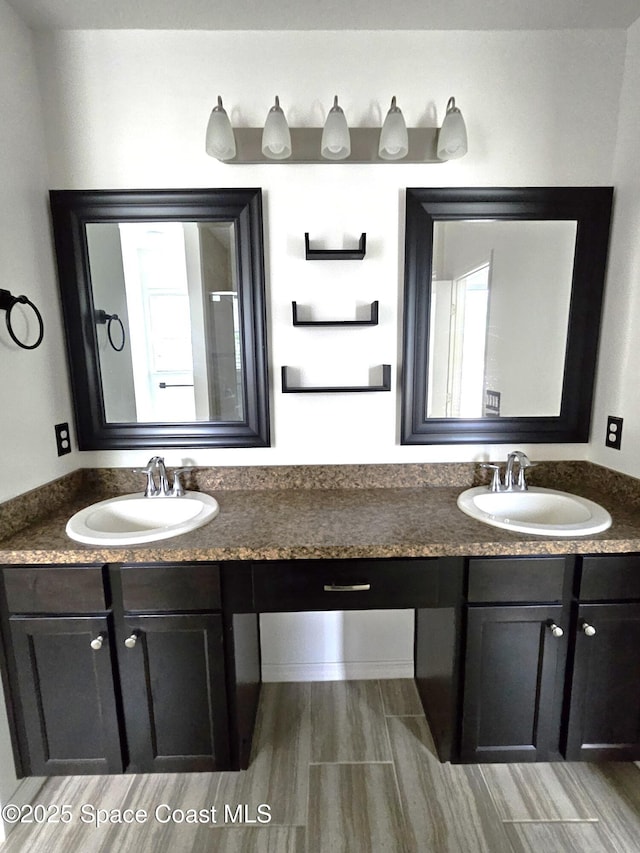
(9, 616, 123, 775)
(118, 613, 229, 772)
(565, 602, 640, 761)
(460, 605, 566, 762)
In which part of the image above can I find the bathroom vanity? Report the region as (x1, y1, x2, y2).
(1, 463, 640, 778)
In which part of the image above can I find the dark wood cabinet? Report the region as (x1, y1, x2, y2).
(564, 602, 640, 761)
(0, 563, 237, 776)
(3, 552, 640, 777)
(460, 604, 567, 762)
(456, 555, 640, 764)
(8, 614, 123, 775)
(117, 612, 229, 772)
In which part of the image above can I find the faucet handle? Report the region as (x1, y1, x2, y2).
(479, 463, 502, 492)
(133, 466, 158, 497)
(516, 457, 536, 490)
(171, 467, 193, 497)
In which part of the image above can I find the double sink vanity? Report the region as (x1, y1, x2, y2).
(0, 172, 629, 785)
(1, 458, 639, 780)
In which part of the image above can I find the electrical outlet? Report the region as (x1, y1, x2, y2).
(54, 422, 72, 456)
(605, 416, 623, 450)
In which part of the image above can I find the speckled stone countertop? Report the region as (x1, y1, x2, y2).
(2, 462, 640, 565)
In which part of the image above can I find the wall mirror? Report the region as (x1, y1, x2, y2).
(50, 188, 270, 449)
(401, 187, 613, 444)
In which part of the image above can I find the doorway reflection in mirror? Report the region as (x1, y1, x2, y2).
(427, 220, 576, 420)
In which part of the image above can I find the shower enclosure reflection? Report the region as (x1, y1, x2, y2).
(87, 221, 243, 424)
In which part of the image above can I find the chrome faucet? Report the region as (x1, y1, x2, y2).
(136, 456, 192, 497)
(504, 450, 533, 491)
(481, 450, 534, 492)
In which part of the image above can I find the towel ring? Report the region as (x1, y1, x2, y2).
(0, 289, 45, 350)
(95, 309, 126, 352)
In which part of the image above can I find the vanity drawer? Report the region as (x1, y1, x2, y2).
(2, 566, 106, 613)
(252, 559, 441, 612)
(119, 564, 220, 611)
(468, 557, 569, 603)
(579, 555, 640, 601)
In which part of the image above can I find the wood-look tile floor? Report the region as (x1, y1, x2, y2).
(3, 679, 640, 852)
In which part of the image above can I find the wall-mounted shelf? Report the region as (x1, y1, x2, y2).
(292, 301, 379, 327)
(305, 233, 366, 260)
(281, 364, 391, 393)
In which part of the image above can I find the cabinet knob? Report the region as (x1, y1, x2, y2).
(124, 633, 138, 648)
(548, 623, 564, 638)
(90, 634, 104, 650)
(581, 622, 597, 637)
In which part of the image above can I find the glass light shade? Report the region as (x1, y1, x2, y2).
(437, 97, 468, 160)
(261, 96, 292, 160)
(378, 96, 409, 160)
(205, 96, 236, 161)
(321, 96, 351, 160)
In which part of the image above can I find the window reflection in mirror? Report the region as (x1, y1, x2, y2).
(50, 188, 269, 450)
(87, 221, 243, 424)
(427, 220, 576, 420)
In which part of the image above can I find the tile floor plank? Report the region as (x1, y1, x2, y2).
(378, 678, 425, 717)
(479, 763, 600, 821)
(307, 763, 409, 853)
(387, 716, 514, 853)
(504, 821, 620, 853)
(563, 762, 640, 853)
(215, 682, 311, 827)
(310, 680, 390, 763)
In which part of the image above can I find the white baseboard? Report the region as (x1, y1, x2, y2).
(261, 660, 414, 682)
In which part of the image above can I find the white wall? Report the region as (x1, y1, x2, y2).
(0, 24, 635, 700)
(0, 0, 55, 826)
(591, 16, 640, 477)
(34, 29, 624, 472)
(17, 26, 631, 683)
(0, 0, 76, 505)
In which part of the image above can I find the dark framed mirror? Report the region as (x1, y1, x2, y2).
(50, 188, 270, 449)
(401, 186, 613, 445)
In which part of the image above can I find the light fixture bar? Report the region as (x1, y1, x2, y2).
(225, 126, 440, 164)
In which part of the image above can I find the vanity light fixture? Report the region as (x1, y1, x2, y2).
(437, 96, 468, 160)
(205, 95, 468, 164)
(378, 96, 409, 161)
(205, 96, 236, 161)
(321, 96, 351, 160)
(261, 96, 292, 160)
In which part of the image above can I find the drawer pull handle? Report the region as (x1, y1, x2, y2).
(548, 623, 564, 638)
(581, 622, 597, 637)
(90, 634, 104, 650)
(323, 583, 371, 592)
(124, 632, 139, 648)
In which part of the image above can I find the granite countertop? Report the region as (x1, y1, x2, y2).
(2, 470, 640, 565)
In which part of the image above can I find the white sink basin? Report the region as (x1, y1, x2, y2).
(457, 486, 612, 537)
(66, 492, 219, 545)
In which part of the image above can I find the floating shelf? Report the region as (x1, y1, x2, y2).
(292, 301, 378, 327)
(226, 127, 441, 164)
(305, 232, 366, 260)
(281, 364, 391, 393)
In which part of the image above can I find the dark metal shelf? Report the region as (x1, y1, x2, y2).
(304, 232, 366, 260)
(292, 300, 378, 326)
(281, 364, 391, 393)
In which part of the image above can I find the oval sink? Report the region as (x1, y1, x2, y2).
(457, 486, 612, 536)
(66, 492, 219, 545)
